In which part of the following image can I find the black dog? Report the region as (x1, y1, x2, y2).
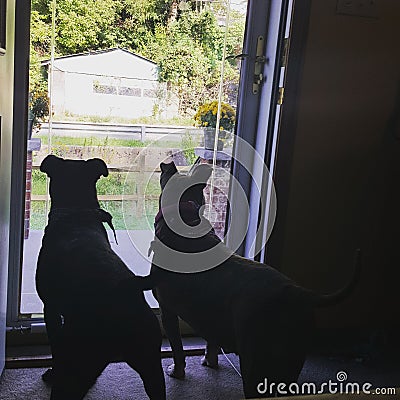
(149, 161, 361, 399)
(36, 155, 165, 400)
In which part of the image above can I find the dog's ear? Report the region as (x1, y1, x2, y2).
(87, 158, 109, 178)
(191, 163, 212, 186)
(160, 161, 178, 174)
(40, 154, 63, 177)
(160, 161, 178, 189)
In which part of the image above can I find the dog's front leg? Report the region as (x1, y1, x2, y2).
(160, 306, 186, 379)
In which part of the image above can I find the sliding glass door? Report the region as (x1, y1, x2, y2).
(7, 0, 294, 327)
(14, 0, 249, 321)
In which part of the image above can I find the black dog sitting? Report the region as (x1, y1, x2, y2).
(36, 155, 165, 400)
(149, 161, 361, 399)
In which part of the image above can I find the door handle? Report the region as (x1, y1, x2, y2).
(253, 36, 266, 95)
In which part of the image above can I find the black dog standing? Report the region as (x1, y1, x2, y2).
(150, 161, 361, 399)
(36, 155, 165, 400)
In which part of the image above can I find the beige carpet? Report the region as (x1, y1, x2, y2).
(0, 355, 243, 400)
(1, 354, 399, 399)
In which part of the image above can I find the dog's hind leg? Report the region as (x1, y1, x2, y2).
(126, 350, 166, 400)
(201, 342, 219, 369)
(236, 327, 280, 399)
(122, 305, 166, 400)
(160, 306, 186, 379)
(235, 309, 308, 398)
(42, 305, 64, 385)
(50, 358, 107, 400)
(239, 347, 305, 399)
(50, 329, 108, 400)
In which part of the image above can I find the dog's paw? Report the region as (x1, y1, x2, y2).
(166, 364, 185, 380)
(201, 355, 219, 369)
(41, 368, 55, 386)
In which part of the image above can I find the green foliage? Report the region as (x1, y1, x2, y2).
(28, 0, 246, 119)
(157, 41, 211, 113)
(54, 112, 194, 126)
(99, 200, 159, 230)
(30, 170, 160, 230)
(55, 0, 119, 54)
(170, 9, 243, 114)
(31, 169, 47, 195)
(96, 172, 133, 196)
(144, 9, 239, 115)
(29, 8, 50, 130)
(30, 201, 48, 230)
(29, 88, 49, 131)
(37, 135, 147, 148)
(112, 0, 171, 51)
(30, 9, 52, 56)
(180, 131, 197, 165)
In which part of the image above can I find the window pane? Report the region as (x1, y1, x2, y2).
(21, 0, 248, 315)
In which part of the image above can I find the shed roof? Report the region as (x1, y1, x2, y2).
(43, 48, 158, 81)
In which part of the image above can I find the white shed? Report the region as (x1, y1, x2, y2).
(44, 48, 176, 119)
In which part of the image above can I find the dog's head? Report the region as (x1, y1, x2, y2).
(159, 161, 212, 223)
(40, 155, 108, 209)
(153, 161, 229, 272)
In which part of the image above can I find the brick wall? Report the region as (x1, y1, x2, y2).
(202, 158, 231, 239)
(25, 139, 41, 239)
(24, 152, 33, 239)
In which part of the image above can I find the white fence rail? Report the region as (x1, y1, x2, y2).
(38, 121, 202, 141)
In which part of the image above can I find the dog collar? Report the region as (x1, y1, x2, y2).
(49, 207, 118, 244)
(149, 200, 221, 258)
(154, 200, 201, 224)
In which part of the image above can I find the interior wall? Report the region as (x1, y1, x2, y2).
(270, 0, 400, 330)
(0, 0, 16, 374)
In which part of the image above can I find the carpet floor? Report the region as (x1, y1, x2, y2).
(0, 355, 242, 400)
(1, 354, 399, 399)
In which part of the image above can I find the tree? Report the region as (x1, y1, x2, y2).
(140, 7, 245, 115)
(110, 0, 172, 51)
(29, 9, 51, 130)
(55, 0, 119, 54)
(28, 0, 246, 119)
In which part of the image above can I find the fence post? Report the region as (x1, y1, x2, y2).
(140, 125, 146, 142)
(136, 153, 146, 218)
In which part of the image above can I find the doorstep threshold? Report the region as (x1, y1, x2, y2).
(5, 337, 207, 369)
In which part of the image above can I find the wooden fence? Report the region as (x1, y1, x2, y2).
(29, 164, 190, 219)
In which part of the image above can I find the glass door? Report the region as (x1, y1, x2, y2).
(19, 0, 249, 317)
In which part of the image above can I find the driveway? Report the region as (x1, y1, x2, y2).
(21, 229, 159, 314)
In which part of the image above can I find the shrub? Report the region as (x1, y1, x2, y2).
(180, 131, 197, 165)
(194, 100, 236, 132)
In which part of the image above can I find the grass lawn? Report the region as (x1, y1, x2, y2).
(37, 135, 148, 148)
(28, 134, 199, 230)
(35, 134, 191, 150)
(54, 113, 195, 127)
(30, 168, 161, 230)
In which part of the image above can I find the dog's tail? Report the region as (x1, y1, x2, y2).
(313, 248, 362, 307)
(117, 274, 159, 293)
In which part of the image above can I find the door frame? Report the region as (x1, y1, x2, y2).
(5, 0, 305, 333)
(227, 0, 292, 262)
(265, 0, 312, 269)
(6, 0, 31, 327)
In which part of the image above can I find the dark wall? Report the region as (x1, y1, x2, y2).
(270, 0, 400, 330)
